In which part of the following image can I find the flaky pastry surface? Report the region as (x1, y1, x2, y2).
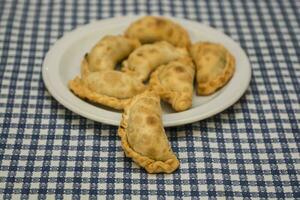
(68, 77, 130, 110)
(125, 16, 191, 48)
(190, 42, 235, 95)
(86, 35, 140, 73)
(149, 57, 195, 112)
(69, 58, 146, 110)
(118, 91, 180, 173)
(122, 41, 188, 82)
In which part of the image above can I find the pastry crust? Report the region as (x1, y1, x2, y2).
(149, 57, 195, 112)
(125, 16, 191, 48)
(86, 35, 140, 73)
(190, 42, 235, 95)
(69, 77, 130, 110)
(122, 41, 188, 82)
(69, 57, 146, 110)
(118, 91, 180, 173)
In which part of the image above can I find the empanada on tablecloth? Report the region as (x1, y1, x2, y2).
(125, 16, 191, 48)
(149, 57, 195, 112)
(118, 91, 179, 173)
(122, 41, 188, 82)
(69, 58, 146, 110)
(190, 42, 235, 95)
(85, 35, 140, 74)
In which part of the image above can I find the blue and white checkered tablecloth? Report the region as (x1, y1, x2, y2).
(0, 0, 299, 199)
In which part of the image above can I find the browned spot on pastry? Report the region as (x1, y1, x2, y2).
(199, 75, 208, 83)
(136, 105, 151, 114)
(103, 72, 121, 86)
(164, 96, 171, 102)
(146, 115, 157, 126)
(225, 70, 231, 76)
(136, 52, 144, 57)
(149, 48, 158, 53)
(155, 18, 167, 26)
(94, 58, 102, 65)
(106, 46, 111, 51)
(219, 76, 226, 83)
(142, 98, 156, 106)
(129, 87, 138, 96)
(147, 147, 157, 159)
(167, 28, 174, 37)
(199, 86, 206, 92)
(209, 81, 216, 87)
(174, 66, 185, 73)
(204, 55, 211, 62)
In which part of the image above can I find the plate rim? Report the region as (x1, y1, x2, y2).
(42, 15, 252, 127)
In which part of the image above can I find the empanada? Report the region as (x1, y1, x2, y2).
(86, 35, 140, 73)
(150, 57, 195, 111)
(118, 91, 180, 173)
(190, 42, 235, 95)
(125, 16, 191, 48)
(69, 58, 146, 110)
(122, 41, 188, 82)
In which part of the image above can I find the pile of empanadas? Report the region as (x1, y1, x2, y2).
(69, 16, 235, 173)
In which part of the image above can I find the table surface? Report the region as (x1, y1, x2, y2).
(0, 0, 299, 199)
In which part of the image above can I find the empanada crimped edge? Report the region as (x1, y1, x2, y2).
(191, 42, 236, 95)
(68, 77, 130, 110)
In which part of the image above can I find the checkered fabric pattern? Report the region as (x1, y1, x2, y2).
(0, 0, 299, 199)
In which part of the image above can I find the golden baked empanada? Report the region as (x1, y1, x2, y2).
(150, 57, 195, 111)
(86, 35, 140, 73)
(122, 41, 188, 82)
(118, 91, 179, 173)
(69, 58, 146, 110)
(125, 16, 191, 48)
(190, 42, 235, 95)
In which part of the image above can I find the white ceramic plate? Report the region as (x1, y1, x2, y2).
(42, 15, 251, 127)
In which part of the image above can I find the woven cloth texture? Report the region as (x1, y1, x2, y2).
(0, 0, 299, 199)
